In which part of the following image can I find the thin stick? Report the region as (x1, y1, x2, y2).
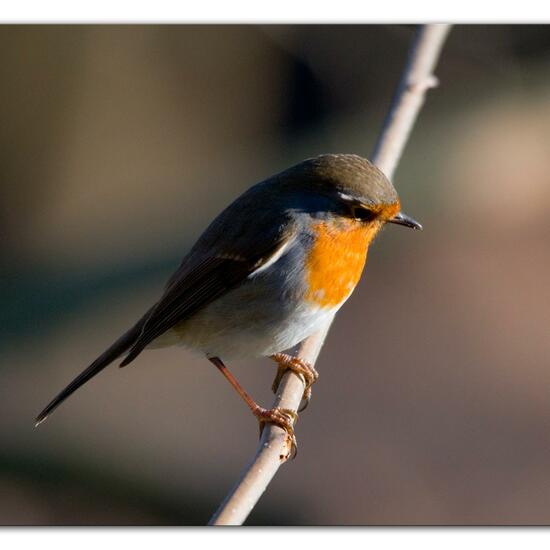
(372, 25, 452, 179)
(208, 24, 452, 526)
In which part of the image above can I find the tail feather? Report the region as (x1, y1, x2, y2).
(35, 313, 149, 426)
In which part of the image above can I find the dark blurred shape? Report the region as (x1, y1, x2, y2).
(510, 25, 550, 59)
(282, 55, 332, 135)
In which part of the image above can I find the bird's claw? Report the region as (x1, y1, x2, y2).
(271, 353, 319, 412)
(256, 406, 298, 460)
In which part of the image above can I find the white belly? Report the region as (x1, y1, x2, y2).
(149, 288, 340, 359)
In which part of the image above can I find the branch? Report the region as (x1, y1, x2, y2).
(208, 24, 452, 526)
(372, 24, 452, 179)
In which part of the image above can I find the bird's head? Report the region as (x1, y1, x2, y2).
(279, 153, 422, 232)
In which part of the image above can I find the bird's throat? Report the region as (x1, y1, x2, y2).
(304, 220, 379, 308)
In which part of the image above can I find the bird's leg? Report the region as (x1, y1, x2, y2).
(270, 353, 319, 412)
(208, 357, 298, 457)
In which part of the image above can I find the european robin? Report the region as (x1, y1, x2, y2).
(35, 154, 421, 449)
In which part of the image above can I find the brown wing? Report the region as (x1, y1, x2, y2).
(120, 224, 295, 366)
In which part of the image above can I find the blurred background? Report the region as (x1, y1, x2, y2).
(2, 24, 550, 525)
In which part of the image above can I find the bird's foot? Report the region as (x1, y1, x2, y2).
(255, 406, 298, 460)
(270, 353, 319, 412)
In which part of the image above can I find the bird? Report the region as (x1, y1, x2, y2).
(35, 153, 421, 450)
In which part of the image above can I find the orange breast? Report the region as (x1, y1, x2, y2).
(304, 220, 379, 308)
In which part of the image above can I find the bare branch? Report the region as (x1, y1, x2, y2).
(372, 24, 452, 179)
(208, 23, 452, 526)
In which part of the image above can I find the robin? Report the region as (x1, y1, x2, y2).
(35, 154, 421, 449)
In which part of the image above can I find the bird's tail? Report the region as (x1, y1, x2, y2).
(34, 312, 150, 426)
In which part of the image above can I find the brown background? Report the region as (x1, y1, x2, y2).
(2, 25, 550, 525)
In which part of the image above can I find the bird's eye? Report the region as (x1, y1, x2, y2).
(350, 205, 377, 222)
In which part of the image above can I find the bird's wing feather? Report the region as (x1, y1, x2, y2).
(120, 206, 295, 366)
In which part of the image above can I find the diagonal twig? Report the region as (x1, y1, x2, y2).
(208, 24, 452, 526)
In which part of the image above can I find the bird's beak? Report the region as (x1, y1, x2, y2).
(388, 211, 423, 230)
